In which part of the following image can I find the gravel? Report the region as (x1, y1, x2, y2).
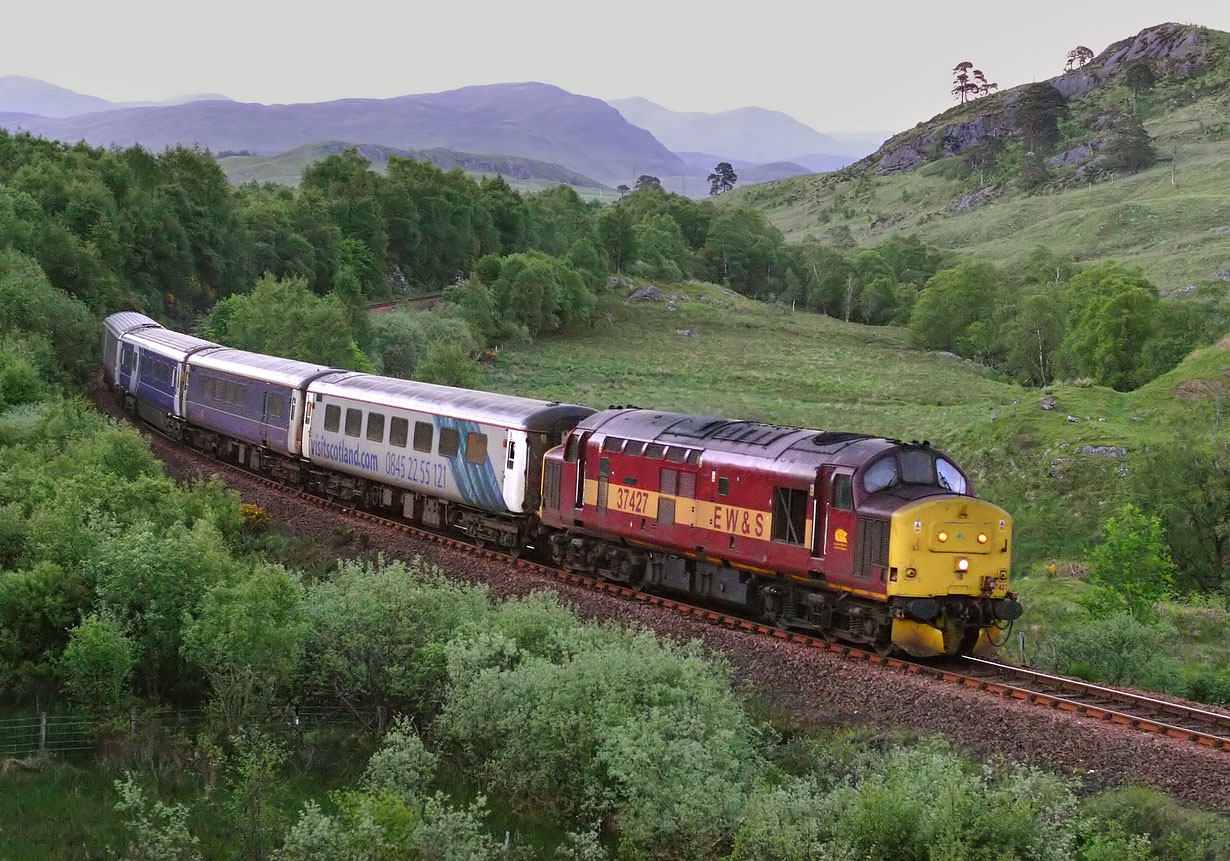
(96, 384, 1230, 813)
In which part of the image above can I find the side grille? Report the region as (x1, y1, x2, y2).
(543, 460, 561, 511)
(855, 517, 890, 579)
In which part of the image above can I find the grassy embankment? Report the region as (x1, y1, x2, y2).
(481, 282, 1230, 675)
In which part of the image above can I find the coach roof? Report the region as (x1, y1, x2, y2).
(124, 327, 219, 363)
(189, 348, 338, 390)
(309, 372, 596, 431)
(103, 312, 161, 339)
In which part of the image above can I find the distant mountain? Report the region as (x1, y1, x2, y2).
(674, 152, 816, 183)
(218, 141, 607, 190)
(608, 97, 881, 164)
(0, 82, 687, 187)
(0, 75, 115, 117)
(0, 75, 232, 117)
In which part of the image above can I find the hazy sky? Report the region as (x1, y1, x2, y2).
(6, 0, 1228, 134)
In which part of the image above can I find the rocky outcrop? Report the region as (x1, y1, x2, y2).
(861, 23, 1218, 176)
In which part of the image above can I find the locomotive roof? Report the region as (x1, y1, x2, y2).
(309, 372, 596, 431)
(580, 408, 901, 466)
(103, 312, 162, 338)
(124, 327, 220, 363)
(189, 348, 338, 390)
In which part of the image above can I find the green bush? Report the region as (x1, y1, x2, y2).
(58, 612, 135, 716)
(1033, 612, 1181, 688)
(1085, 504, 1176, 620)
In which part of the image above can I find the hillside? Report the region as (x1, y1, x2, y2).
(218, 141, 609, 193)
(730, 23, 1230, 294)
(0, 82, 686, 187)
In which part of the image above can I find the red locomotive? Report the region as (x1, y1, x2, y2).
(541, 408, 1020, 657)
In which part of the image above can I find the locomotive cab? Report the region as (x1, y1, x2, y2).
(852, 446, 1022, 656)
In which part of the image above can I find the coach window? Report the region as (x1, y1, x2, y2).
(464, 432, 488, 465)
(265, 392, 283, 420)
(833, 474, 853, 510)
(413, 421, 434, 453)
(366, 412, 385, 443)
(772, 487, 808, 544)
(389, 417, 409, 448)
(344, 408, 362, 437)
(324, 404, 341, 433)
(440, 427, 460, 458)
(718, 476, 730, 496)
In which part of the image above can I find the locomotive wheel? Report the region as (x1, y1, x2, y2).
(760, 590, 787, 629)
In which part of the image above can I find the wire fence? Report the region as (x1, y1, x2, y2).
(0, 703, 376, 760)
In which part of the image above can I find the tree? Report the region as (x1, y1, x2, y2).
(908, 260, 1002, 353)
(615, 184, 630, 198)
(203, 274, 370, 370)
(1101, 114, 1156, 173)
(596, 205, 638, 274)
(1086, 504, 1176, 621)
(1014, 83, 1068, 153)
(1124, 59, 1158, 97)
(1059, 262, 1160, 390)
(708, 162, 737, 196)
(952, 62, 996, 104)
(633, 175, 661, 192)
(1065, 45, 1094, 71)
(58, 612, 135, 716)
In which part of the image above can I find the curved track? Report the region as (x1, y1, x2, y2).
(121, 398, 1230, 756)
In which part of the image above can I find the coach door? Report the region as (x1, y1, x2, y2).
(820, 468, 856, 581)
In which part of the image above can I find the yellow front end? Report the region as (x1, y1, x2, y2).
(886, 496, 1015, 657)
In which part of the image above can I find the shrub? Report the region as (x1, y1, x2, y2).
(58, 612, 135, 716)
(1085, 504, 1176, 620)
(1033, 612, 1181, 688)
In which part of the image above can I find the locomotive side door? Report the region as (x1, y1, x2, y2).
(821, 468, 856, 582)
(573, 430, 593, 508)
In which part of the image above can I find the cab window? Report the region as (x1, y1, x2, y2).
(863, 457, 898, 493)
(936, 458, 968, 494)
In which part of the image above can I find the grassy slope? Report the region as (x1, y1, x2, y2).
(734, 90, 1230, 294)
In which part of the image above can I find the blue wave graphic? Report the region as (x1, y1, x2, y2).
(436, 416, 505, 513)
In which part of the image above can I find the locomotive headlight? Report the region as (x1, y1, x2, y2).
(937, 531, 949, 543)
(957, 558, 970, 572)
(977, 532, 988, 544)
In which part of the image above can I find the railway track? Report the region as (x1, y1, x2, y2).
(367, 293, 443, 313)
(119, 398, 1230, 756)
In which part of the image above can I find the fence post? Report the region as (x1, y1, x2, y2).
(39, 712, 47, 754)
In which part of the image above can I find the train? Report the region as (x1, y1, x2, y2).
(102, 312, 1022, 657)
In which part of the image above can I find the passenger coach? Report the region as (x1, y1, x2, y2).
(303, 373, 594, 552)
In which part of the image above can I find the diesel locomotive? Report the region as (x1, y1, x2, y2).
(103, 312, 1021, 657)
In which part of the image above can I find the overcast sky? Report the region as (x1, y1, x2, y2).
(6, 0, 1228, 134)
